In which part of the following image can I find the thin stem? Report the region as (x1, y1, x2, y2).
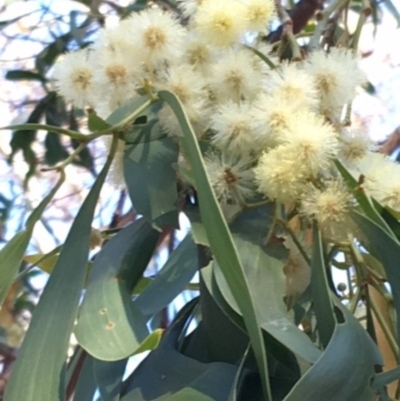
(15, 245, 63, 281)
(346, 263, 354, 298)
(342, 103, 352, 127)
(264, 202, 278, 245)
(274, 0, 302, 60)
(349, 286, 361, 314)
(41, 142, 87, 172)
(1, 124, 87, 141)
(308, 0, 351, 50)
(243, 199, 270, 209)
(369, 275, 391, 300)
(2, 98, 154, 147)
(86, 98, 154, 140)
(350, 0, 371, 51)
(370, 295, 399, 359)
(276, 219, 311, 265)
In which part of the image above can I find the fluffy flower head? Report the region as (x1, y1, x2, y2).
(127, 8, 185, 66)
(281, 112, 339, 176)
(195, 0, 248, 47)
(205, 152, 255, 204)
(254, 146, 307, 202)
(177, 0, 209, 18)
(252, 95, 299, 147)
(339, 127, 377, 165)
(53, 49, 94, 108)
(356, 152, 400, 212)
(306, 48, 366, 120)
(209, 49, 263, 102)
(211, 101, 257, 155)
(183, 32, 214, 70)
(244, 0, 276, 32)
(300, 181, 353, 239)
(269, 62, 318, 108)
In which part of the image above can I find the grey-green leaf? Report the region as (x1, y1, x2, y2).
(135, 233, 198, 318)
(214, 238, 321, 364)
(283, 303, 381, 401)
(311, 224, 336, 348)
(121, 300, 239, 401)
(0, 174, 63, 306)
(351, 211, 400, 344)
(4, 143, 114, 401)
(158, 90, 271, 401)
(124, 135, 180, 229)
(335, 159, 393, 236)
(75, 219, 159, 361)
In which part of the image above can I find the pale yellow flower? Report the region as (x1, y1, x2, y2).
(306, 48, 366, 120)
(209, 49, 264, 102)
(204, 152, 255, 204)
(269, 62, 318, 109)
(356, 152, 400, 212)
(300, 181, 353, 239)
(254, 146, 307, 202)
(126, 8, 185, 66)
(243, 0, 276, 32)
(195, 0, 248, 47)
(53, 49, 95, 108)
(339, 127, 377, 165)
(281, 111, 339, 177)
(210, 101, 257, 155)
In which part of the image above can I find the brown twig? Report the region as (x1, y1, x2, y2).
(380, 126, 400, 156)
(265, 0, 323, 43)
(274, 0, 303, 60)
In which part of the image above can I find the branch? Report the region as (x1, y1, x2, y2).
(265, 0, 323, 43)
(381, 126, 400, 156)
(274, 0, 303, 60)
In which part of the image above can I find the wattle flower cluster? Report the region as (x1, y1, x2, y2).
(53, 0, 397, 244)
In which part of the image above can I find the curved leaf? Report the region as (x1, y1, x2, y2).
(94, 358, 128, 401)
(135, 234, 198, 318)
(75, 218, 159, 361)
(351, 211, 400, 345)
(213, 238, 321, 364)
(6, 70, 47, 83)
(311, 224, 336, 348)
(158, 90, 272, 401)
(124, 135, 180, 229)
(4, 140, 115, 401)
(120, 300, 239, 401)
(72, 354, 97, 401)
(335, 160, 393, 236)
(283, 303, 381, 401)
(0, 174, 64, 305)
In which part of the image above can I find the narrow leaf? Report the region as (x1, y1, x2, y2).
(124, 135, 180, 229)
(283, 303, 381, 401)
(4, 138, 117, 401)
(5, 70, 46, 83)
(121, 300, 238, 401)
(72, 354, 98, 401)
(158, 90, 271, 401)
(88, 110, 111, 132)
(135, 234, 198, 318)
(75, 219, 159, 361)
(372, 366, 400, 390)
(94, 358, 127, 401)
(335, 159, 393, 236)
(213, 238, 321, 364)
(311, 224, 336, 348)
(23, 253, 60, 274)
(351, 211, 400, 345)
(0, 174, 64, 305)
